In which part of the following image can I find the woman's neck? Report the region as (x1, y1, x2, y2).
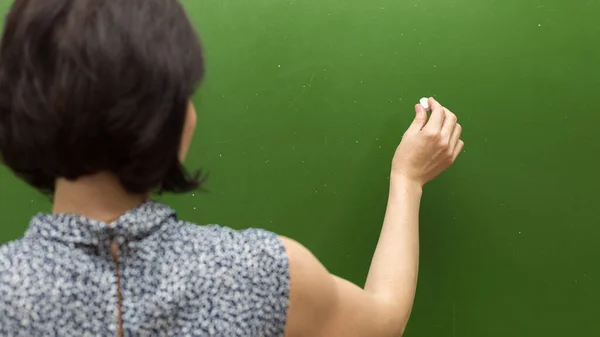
(53, 173, 149, 223)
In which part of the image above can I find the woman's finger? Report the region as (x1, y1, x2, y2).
(440, 108, 457, 142)
(453, 140, 465, 161)
(449, 123, 462, 151)
(423, 99, 445, 133)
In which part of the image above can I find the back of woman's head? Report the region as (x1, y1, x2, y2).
(0, 0, 205, 194)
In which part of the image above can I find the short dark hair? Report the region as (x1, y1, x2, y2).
(0, 0, 205, 194)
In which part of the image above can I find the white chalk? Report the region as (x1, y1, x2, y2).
(419, 97, 430, 111)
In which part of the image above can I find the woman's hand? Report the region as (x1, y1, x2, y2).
(392, 97, 464, 186)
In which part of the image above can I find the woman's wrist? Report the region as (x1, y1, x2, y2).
(389, 173, 423, 195)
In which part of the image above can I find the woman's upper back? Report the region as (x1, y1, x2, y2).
(0, 201, 290, 336)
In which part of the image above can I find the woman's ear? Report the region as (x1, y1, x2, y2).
(179, 101, 197, 162)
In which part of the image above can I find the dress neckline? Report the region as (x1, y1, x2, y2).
(24, 200, 176, 245)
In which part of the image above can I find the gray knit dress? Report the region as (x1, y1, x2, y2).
(0, 201, 290, 336)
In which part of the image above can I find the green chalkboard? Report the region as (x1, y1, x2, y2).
(1, 0, 599, 335)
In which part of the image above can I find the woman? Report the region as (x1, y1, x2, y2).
(0, 0, 463, 336)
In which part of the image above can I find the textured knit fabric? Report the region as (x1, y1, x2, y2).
(0, 201, 290, 336)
